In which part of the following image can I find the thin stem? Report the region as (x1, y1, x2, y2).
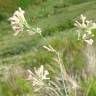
(39, 33, 54, 51)
(39, 33, 68, 96)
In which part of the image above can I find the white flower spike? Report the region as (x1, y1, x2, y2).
(9, 7, 42, 36)
(9, 7, 29, 36)
(27, 65, 50, 89)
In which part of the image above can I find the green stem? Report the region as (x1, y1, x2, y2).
(39, 33, 68, 96)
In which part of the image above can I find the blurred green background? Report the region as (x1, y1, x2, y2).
(0, 0, 96, 96)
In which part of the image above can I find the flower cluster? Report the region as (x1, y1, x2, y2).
(9, 7, 42, 36)
(74, 14, 96, 45)
(9, 7, 29, 36)
(27, 65, 50, 91)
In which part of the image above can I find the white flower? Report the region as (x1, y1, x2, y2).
(74, 14, 96, 45)
(34, 65, 50, 80)
(74, 14, 87, 29)
(9, 7, 42, 36)
(9, 7, 29, 36)
(84, 39, 94, 45)
(27, 65, 50, 88)
(36, 27, 42, 34)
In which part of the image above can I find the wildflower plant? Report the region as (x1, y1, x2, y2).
(74, 14, 96, 45)
(27, 65, 50, 92)
(75, 15, 96, 77)
(8, 7, 81, 96)
(27, 65, 64, 96)
(9, 7, 41, 36)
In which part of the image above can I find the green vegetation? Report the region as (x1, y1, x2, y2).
(0, 0, 96, 96)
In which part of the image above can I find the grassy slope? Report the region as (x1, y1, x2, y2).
(0, 0, 96, 95)
(0, 0, 96, 67)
